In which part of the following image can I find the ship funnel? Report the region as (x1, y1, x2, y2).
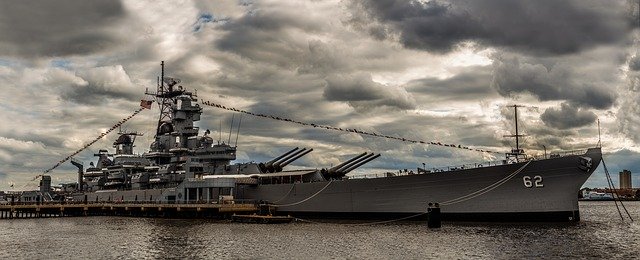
(279, 148, 313, 167)
(328, 152, 368, 173)
(341, 153, 380, 174)
(333, 153, 375, 174)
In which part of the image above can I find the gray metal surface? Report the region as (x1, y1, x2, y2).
(238, 148, 601, 215)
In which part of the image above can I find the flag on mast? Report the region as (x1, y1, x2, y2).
(140, 100, 153, 109)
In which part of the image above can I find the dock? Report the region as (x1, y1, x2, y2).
(0, 202, 258, 219)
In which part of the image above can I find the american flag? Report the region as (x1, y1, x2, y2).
(140, 100, 153, 109)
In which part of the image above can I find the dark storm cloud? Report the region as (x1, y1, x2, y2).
(0, 0, 127, 58)
(216, 6, 323, 66)
(491, 56, 616, 109)
(324, 73, 416, 110)
(540, 102, 598, 129)
(404, 66, 495, 100)
(358, 0, 630, 55)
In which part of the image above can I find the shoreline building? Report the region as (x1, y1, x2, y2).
(619, 170, 632, 190)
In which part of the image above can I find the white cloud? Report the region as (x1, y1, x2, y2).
(0, 0, 635, 190)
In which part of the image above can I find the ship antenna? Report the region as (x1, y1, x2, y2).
(228, 114, 235, 144)
(218, 119, 222, 144)
(235, 114, 242, 147)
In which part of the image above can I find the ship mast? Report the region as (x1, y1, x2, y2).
(504, 105, 526, 161)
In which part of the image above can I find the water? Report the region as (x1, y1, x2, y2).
(1, 201, 639, 259)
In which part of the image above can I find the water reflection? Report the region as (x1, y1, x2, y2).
(0, 201, 638, 259)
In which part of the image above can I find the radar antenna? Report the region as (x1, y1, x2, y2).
(145, 61, 183, 138)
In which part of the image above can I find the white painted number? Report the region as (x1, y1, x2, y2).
(534, 175, 544, 187)
(523, 175, 543, 188)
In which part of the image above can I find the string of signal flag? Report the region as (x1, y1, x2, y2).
(40, 106, 148, 176)
(39, 97, 500, 178)
(200, 100, 501, 154)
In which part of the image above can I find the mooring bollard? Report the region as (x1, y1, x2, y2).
(427, 202, 441, 228)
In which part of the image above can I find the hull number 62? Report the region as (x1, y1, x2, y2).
(523, 175, 543, 188)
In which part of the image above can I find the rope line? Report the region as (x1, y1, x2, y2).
(602, 159, 634, 222)
(200, 99, 501, 154)
(440, 160, 532, 206)
(270, 180, 334, 207)
(41, 107, 146, 176)
(271, 183, 296, 204)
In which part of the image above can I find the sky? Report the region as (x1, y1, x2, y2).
(1, 0, 639, 190)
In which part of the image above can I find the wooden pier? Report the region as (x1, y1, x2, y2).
(0, 202, 258, 219)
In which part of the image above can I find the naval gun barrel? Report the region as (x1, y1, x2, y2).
(273, 148, 307, 168)
(333, 153, 374, 174)
(266, 147, 299, 167)
(279, 148, 314, 167)
(328, 152, 368, 173)
(342, 153, 380, 174)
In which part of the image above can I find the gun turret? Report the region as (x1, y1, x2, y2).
(274, 148, 307, 167)
(261, 147, 299, 172)
(328, 152, 368, 174)
(265, 147, 299, 168)
(332, 153, 374, 174)
(341, 153, 380, 174)
(322, 153, 381, 179)
(270, 148, 308, 172)
(279, 148, 313, 168)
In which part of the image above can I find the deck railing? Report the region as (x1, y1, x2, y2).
(346, 148, 589, 180)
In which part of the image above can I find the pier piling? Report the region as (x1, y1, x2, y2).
(0, 202, 258, 220)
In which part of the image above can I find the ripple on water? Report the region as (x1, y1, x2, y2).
(0, 201, 639, 259)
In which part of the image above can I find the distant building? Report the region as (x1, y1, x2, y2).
(39, 175, 52, 193)
(619, 170, 632, 189)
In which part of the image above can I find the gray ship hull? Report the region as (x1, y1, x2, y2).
(74, 148, 601, 222)
(238, 148, 601, 222)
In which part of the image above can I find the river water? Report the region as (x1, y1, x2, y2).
(0, 201, 638, 259)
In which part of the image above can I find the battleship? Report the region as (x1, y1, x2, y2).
(47, 62, 601, 222)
